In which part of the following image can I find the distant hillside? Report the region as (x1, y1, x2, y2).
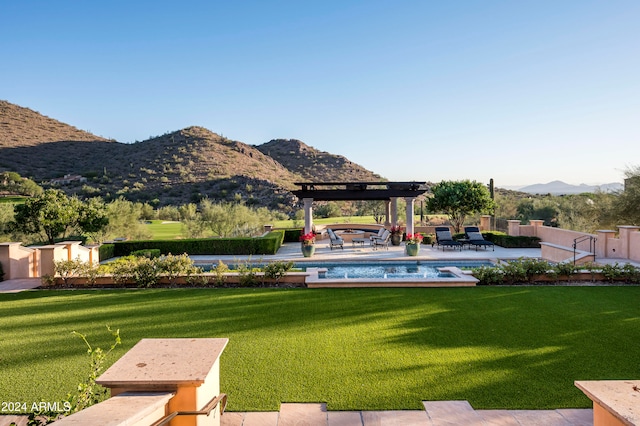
(0, 100, 112, 147)
(518, 180, 623, 195)
(257, 139, 383, 182)
(0, 100, 385, 210)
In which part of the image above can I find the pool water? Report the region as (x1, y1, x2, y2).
(299, 261, 492, 279)
(199, 260, 492, 279)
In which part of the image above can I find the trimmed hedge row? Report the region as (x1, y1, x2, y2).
(483, 232, 541, 248)
(99, 244, 115, 262)
(283, 228, 304, 243)
(452, 231, 540, 248)
(110, 230, 285, 258)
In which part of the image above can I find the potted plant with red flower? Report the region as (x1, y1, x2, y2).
(299, 231, 316, 257)
(390, 224, 404, 246)
(405, 232, 423, 256)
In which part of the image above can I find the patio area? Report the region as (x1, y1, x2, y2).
(192, 238, 542, 264)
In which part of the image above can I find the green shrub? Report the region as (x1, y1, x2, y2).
(283, 228, 304, 242)
(113, 230, 285, 257)
(599, 262, 640, 283)
(130, 249, 161, 258)
(483, 232, 541, 248)
(210, 260, 229, 286)
(158, 253, 202, 285)
(472, 265, 504, 285)
(99, 244, 115, 261)
(552, 262, 577, 278)
(236, 261, 258, 286)
(263, 261, 294, 283)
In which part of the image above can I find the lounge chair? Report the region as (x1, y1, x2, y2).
(369, 228, 386, 246)
(434, 227, 462, 251)
(372, 229, 391, 250)
(464, 226, 495, 251)
(327, 228, 344, 250)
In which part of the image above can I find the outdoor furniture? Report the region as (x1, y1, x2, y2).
(352, 237, 367, 247)
(369, 228, 386, 246)
(434, 227, 462, 251)
(464, 226, 495, 251)
(326, 228, 344, 250)
(372, 229, 391, 250)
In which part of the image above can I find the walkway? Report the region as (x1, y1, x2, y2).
(221, 402, 593, 426)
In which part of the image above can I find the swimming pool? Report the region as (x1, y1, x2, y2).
(199, 260, 492, 279)
(298, 260, 492, 279)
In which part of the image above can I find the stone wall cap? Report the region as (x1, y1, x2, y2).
(575, 380, 640, 425)
(97, 338, 228, 388)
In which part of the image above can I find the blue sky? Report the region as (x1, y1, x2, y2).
(2, 1, 638, 187)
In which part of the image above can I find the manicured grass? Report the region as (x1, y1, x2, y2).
(0, 196, 26, 204)
(1, 287, 638, 412)
(145, 220, 184, 239)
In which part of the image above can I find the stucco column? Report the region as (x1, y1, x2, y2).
(480, 215, 491, 232)
(303, 198, 314, 234)
(596, 230, 616, 259)
(405, 197, 415, 235)
(530, 220, 544, 237)
(507, 220, 521, 237)
(390, 197, 398, 227)
(618, 226, 640, 260)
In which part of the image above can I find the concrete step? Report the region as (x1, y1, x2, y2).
(423, 400, 485, 425)
(219, 403, 594, 426)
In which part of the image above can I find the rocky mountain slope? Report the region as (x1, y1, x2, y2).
(0, 100, 382, 210)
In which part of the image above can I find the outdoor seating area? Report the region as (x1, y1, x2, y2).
(463, 226, 495, 251)
(434, 227, 462, 251)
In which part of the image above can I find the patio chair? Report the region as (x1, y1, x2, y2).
(327, 228, 344, 250)
(372, 229, 391, 250)
(434, 227, 462, 251)
(369, 227, 386, 246)
(464, 226, 495, 251)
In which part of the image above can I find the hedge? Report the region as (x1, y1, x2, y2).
(451, 231, 541, 248)
(99, 244, 115, 262)
(111, 230, 285, 258)
(483, 232, 541, 248)
(283, 228, 304, 243)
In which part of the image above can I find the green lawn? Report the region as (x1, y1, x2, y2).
(145, 220, 184, 239)
(1, 287, 638, 412)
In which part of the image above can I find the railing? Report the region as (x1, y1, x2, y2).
(573, 235, 597, 265)
(150, 393, 227, 426)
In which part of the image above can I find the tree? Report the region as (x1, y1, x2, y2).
(606, 165, 640, 226)
(78, 198, 110, 243)
(427, 180, 494, 233)
(12, 189, 83, 244)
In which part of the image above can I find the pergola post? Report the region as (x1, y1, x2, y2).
(390, 197, 398, 226)
(303, 198, 314, 234)
(405, 197, 415, 235)
(384, 200, 391, 226)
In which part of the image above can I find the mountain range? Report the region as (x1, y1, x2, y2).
(1, 100, 620, 209)
(515, 181, 623, 195)
(0, 100, 381, 210)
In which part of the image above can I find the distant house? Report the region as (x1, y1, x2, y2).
(49, 174, 87, 185)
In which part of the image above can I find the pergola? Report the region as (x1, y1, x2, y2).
(292, 181, 428, 235)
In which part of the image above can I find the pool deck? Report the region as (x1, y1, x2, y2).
(191, 239, 543, 264)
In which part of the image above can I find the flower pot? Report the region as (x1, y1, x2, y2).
(301, 244, 315, 257)
(391, 234, 402, 246)
(405, 243, 420, 256)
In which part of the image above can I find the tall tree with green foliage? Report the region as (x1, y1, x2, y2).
(606, 165, 640, 226)
(12, 189, 83, 244)
(427, 180, 494, 233)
